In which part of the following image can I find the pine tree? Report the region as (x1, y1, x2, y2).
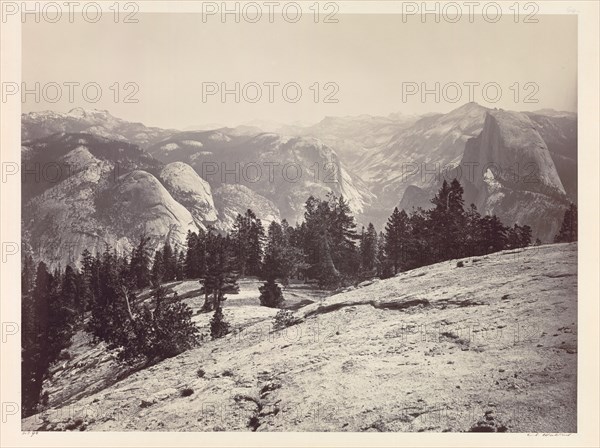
(385, 208, 410, 274)
(184, 231, 200, 278)
(210, 303, 230, 339)
(317, 233, 340, 289)
(554, 203, 577, 243)
(258, 278, 285, 308)
(115, 286, 200, 363)
(507, 224, 523, 249)
(376, 231, 392, 278)
(129, 235, 151, 289)
(279, 220, 307, 286)
(519, 225, 532, 247)
(259, 227, 286, 307)
(60, 265, 79, 327)
(329, 194, 360, 277)
(463, 204, 483, 257)
(22, 262, 51, 417)
(162, 240, 177, 282)
(88, 246, 125, 342)
(231, 212, 250, 276)
(262, 221, 284, 280)
(151, 249, 165, 286)
(246, 210, 266, 277)
(408, 207, 430, 268)
(481, 215, 507, 253)
(429, 179, 466, 261)
(80, 248, 95, 317)
(48, 266, 76, 363)
(176, 250, 185, 280)
(359, 223, 378, 279)
(21, 253, 35, 297)
(201, 232, 239, 313)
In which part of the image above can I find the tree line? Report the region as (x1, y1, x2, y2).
(21, 179, 577, 417)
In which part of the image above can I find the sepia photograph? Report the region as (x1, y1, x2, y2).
(1, 1, 599, 446)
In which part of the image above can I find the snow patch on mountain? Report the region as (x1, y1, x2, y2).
(161, 143, 180, 152)
(180, 140, 204, 147)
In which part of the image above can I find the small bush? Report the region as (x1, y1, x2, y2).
(210, 305, 230, 340)
(456, 261, 464, 268)
(197, 368, 205, 378)
(273, 309, 297, 330)
(112, 287, 200, 364)
(180, 388, 194, 397)
(258, 279, 284, 308)
(222, 369, 234, 377)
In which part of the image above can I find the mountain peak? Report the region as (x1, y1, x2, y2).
(447, 101, 487, 115)
(68, 107, 113, 119)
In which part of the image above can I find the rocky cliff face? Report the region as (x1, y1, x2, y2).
(357, 102, 490, 211)
(22, 131, 289, 268)
(459, 110, 570, 241)
(159, 162, 218, 229)
(149, 131, 375, 225)
(97, 170, 198, 251)
(22, 134, 200, 268)
(212, 184, 281, 232)
(525, 112, 577, 202)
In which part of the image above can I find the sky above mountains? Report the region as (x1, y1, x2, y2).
(23, 13, 576, 129)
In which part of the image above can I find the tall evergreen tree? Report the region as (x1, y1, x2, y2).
(481, 215, 507, 253)
(22, 262, 51, 417)
(129, 235, 151, 289)
(162, 240, 177, 282)
(385, 208, 410, 274)
(201, 232, 239, 313)
(151, 249, 165, 286)
(554, 203, 577, 243)
(359, 223, 378, 279)
(176, 250, 186, 280)
(519, 225, 532, 247)
(246, 211, 266, 277)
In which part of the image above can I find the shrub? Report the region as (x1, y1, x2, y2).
(456, 261, 464, 268)
(273, 309, 297, 330)
(210, 305, 230, 340)
(180, 388, 194, 397)
(197, 368, 205, 378)
(114, 287, 200, 364)
(258, 279, 284, 308)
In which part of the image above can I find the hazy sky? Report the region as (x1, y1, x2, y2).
(22, 13, 577, 129)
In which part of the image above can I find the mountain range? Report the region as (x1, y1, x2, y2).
(21, 103, 576, 268)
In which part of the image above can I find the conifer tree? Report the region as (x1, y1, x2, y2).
(176, 250, 186, 280)
(246, 210, 266, 276)
(201, 232, 239, 313)
(162, 240, 177, 282)
(359, 223, 378, 279)
(554, 203, 577, 243)
(22, 262, 51, 417)
(129, 235, 151, 289)
(385, 208, 410, 274)
(151, 249, 164, 286)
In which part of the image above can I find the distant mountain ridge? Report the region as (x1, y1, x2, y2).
(21, 103, 577, 267)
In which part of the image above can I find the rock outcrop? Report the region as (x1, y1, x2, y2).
(159, 162, 218, 229)
(459, 110, 570, 241)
